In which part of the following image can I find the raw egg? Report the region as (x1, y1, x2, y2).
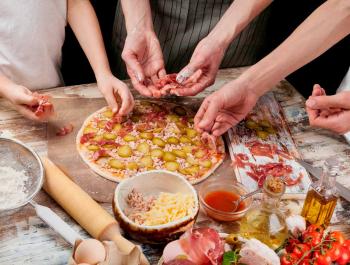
(75, 239, 106, 265)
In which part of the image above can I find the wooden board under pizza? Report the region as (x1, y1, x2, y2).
(226, 92, 311, 197)
(76, 100, 225, 184)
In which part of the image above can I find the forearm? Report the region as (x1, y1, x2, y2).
(67, 0, 111, 79)
(208, 0, 272, 48)
(240, 0, 350, 97)
(0, 74, 16, 98)
(121, 0, 154, 34)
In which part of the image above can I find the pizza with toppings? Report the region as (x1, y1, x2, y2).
(76, 100, 225, 183)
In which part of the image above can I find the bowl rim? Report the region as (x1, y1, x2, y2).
(198, 180, 252, 215)
(114, 169, 199, 230)
(0, 137, 44, 212)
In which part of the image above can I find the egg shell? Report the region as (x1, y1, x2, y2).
(75, 239, 106, 265)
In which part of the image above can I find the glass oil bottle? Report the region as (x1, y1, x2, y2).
(239, 176, 288, 250)
(301, 158, 339, 228)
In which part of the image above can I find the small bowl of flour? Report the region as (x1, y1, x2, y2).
(0, 137, 44, 215)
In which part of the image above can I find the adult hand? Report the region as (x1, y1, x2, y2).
(1, 84, 54, 122)
(122, 30, 166, 98)
(174, 37, 227, 96)
(97, 73, 134, 116)
(306, 85, 350, 134)
(194, 80, 259, 136)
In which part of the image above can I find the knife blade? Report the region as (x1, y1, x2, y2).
(296, 158, 350, 202)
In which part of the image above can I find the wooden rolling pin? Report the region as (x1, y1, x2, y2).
(42, 157, 149, 265)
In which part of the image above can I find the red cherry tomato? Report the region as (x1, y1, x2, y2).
(303, 231, 322, 247)
(292, 244, 311, 259)
(337, 246, 350, 265)
(281, 253, 299, 265)
(327, 231, 345, 245)
(326, 242, 342, 261)
(343, 239, 350, 252)
(305, 224, 324, 235)
(286, 238, 301, 253)
(314, 254, 332, 265)
(299, 259, 311, 265)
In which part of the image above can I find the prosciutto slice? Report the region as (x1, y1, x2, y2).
(56, 123, 74, 136)
(201, 132, 217, 152)
(31, 93, 53, 117)
(163, 228, 224, 265)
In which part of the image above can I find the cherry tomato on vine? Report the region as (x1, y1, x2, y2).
(314, 254, 332, 265)
(285, 238, 300, 253)
(327, 231, 345, 245)
(337, 246, 350, 265)
(343, 239, 350, 252)
(303, 231, 322, 247)
(299, 259, 311, 265)
(305, 224, 324, 235)
(281, 253, 299, 265)
(326, 241, 341, 261)
(292, 244, 311, 259)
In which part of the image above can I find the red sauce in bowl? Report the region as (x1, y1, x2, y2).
(204, 190, 245, 212)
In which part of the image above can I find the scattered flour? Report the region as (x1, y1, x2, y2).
(0, 166, 28, 210)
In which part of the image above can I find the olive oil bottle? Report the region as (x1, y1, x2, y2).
(301, 159, 339, 228)
(239, 176, 288, 250)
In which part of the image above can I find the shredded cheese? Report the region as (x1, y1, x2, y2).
(139, 192, 195, 226)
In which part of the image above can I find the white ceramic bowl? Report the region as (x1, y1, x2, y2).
(113, 170, 199, 244)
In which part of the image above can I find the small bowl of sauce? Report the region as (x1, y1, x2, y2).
(199, 180, 252, 221)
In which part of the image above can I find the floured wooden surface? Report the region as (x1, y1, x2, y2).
(1, 68, 350, 265)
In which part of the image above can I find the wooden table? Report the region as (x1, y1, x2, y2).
(1, 68, 350, 265)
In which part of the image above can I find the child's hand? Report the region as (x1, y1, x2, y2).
(1, 84, 53, 122)
(97, 73, 135, 116)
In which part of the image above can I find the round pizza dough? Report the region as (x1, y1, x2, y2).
(76, 100, 225, 184)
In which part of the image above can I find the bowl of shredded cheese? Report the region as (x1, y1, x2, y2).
(113, 170, 199, 244)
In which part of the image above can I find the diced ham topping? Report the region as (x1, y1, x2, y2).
(56, 123, 74, 136)
(92, 149, 107, 161)
(80, 132, 95, 144)
(30, 93, 54, 117)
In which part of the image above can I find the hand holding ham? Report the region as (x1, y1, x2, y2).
(174, 37, 226, 96)
(0, 84, 54, 122)
(306, 84, 350, 134)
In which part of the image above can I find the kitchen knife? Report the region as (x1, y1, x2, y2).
(296, 158, 350, 202)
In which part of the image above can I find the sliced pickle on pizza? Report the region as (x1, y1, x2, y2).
(166, 114, 180, 122)
(186, 165, 199, 175)
(172, 149, 187, 159)
(97, 121, 107, 129)
(186, 156, 199, 165)
(165, 161, 179, 171)
(83, 127, 98, 134)
(117, 145, 133, 158)
(109, 159, 125, 169)
(140, 132, 153, 140)
(182, 145, 194, 153)
(137, 142, 150, 154)
(124, 134, 136, 142)
(126, 162, 138, 170)
(167, 136, 179, 144)
(103, 109, 114, 118)
(87, 145, 100, 151)
(139, 156, 153, 168)
(194, 149, 206, 159)
(151, 148, 164, 158)
(180, 136, 191, 144)
(199, 160, 212, 168)
(113, 123, 122, 132)
(186, 128, 197, 138)
(103, 132, 117, 140)
(152, 137, 166, 147)
(163, 152, 176, 162)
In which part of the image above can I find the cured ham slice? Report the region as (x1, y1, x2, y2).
(92, 149, 107, 161)
(164, 259, 196, 265)
(201, 132, 217, 152)
(56, 123, 74, 136)
(80, 132, 95, 144)
(163, 228, 224, 265)
(31, 93, 54, 117)
(155, 74, 195, 95)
